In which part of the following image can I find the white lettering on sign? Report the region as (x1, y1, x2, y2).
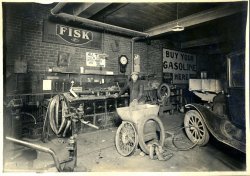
(59, 26, 67, 35)
(86, 52, 106, 67)
(163, 49, 197, 84)
(56, 24, 93, 45)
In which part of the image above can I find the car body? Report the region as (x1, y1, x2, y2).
(184, 51, 246, 153)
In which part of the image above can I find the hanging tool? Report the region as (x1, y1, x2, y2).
(69, 81, 78, 98)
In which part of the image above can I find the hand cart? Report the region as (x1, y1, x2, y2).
(115, 103, 165, 156)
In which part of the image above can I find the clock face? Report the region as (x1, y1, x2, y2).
(120, 56, 128, 65)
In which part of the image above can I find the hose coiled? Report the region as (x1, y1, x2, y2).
(43, 94, 71, 140)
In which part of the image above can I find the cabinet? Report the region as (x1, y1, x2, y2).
(169, 87, 185, 112)
(159, 85, 186, 115)
(67, 95, 129, 132)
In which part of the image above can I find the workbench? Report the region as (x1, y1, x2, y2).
(64, 94, 129, 132)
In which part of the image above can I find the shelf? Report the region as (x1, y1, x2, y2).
(49, 71, 129, 77)
(67, 95, 128, 102)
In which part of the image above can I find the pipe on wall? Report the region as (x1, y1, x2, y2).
(131, 37, 148, 72)
(50, 5, 148, 37)
(50, 2, 67, 15)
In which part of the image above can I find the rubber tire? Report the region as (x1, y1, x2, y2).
(184, 110, 209, 146)
(157, 83, 171, 100)
(115, 121, 138, 156)
(137, 116, 165, 155)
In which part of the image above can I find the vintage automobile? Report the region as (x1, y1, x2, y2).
(184, 51, 246, 153)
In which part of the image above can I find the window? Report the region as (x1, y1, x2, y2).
(228, 52, 245, 88)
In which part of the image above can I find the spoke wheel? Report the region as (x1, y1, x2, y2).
(184, 110, 209, 146)
(115, 121, 138, 156)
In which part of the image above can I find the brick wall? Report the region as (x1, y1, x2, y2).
(4, 3, 214, 95)
(3, 3, 136, 94)
(4, 7, 131, 75)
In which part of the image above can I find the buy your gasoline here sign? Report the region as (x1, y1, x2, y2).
(163, 48, 197, 84)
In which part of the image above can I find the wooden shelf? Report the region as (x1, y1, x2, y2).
(49, 71, 129, 77)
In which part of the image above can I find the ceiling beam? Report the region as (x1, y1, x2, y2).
(91, 3, 129, 19)
(183, 43, 244, 55)
(146, 4, 247, 37)
(181, 36, 223, 49)
(183, 47, 224, 55)
(72, 3, 94, 16)
(206, 46, 231, 55)
(75, 3, 112, 18)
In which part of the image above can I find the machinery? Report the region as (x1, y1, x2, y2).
(184, 51, 246, 153)
(157, 83, 186, 115)
(139, 73, 186, 115)
(42, 82, 99, 142)
(5, 99, 24, 138)
(5, 83, 97, 172)
(5, 98, 39, 139)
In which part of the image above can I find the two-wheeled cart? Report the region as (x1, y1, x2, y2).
(115, 104, 165, 156)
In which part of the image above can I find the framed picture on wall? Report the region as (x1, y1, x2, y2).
(57, 52, 70, 66)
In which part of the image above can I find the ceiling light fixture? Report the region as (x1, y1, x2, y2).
(171, 3, 184, 32)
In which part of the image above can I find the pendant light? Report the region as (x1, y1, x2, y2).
(171, 3, 184, 32)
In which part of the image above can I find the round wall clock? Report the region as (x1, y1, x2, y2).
(119, 55, 128, 65)
(119, 55, 128, 73)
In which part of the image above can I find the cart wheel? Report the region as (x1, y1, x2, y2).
(137, 116, 165, 155)
(184, 110, 209, 146)
(115, 121, 138, 156)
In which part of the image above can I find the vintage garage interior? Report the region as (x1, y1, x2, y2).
(2, 1, 249, 173)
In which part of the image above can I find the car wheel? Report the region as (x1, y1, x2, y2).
(184, 110, 209, 146)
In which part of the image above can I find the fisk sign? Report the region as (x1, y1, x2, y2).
(56, 24, 93, 45)
(43, 20, 102, 49)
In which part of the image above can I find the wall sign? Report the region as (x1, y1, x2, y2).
(57, 52, 70, 66)
(163, 48, 197, 84)
(43, 20, 102, 50)
(86, 52, 106, 67)
(133, 54, 140, 73)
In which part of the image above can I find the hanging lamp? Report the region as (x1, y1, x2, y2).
(171, 3, 184, 32)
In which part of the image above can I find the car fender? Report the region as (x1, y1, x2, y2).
(185, 103, 246, 153)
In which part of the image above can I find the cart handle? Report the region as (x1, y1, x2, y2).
(6, 136, 63, 172)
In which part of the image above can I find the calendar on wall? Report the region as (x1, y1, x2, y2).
(86, 52, 107, 67)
